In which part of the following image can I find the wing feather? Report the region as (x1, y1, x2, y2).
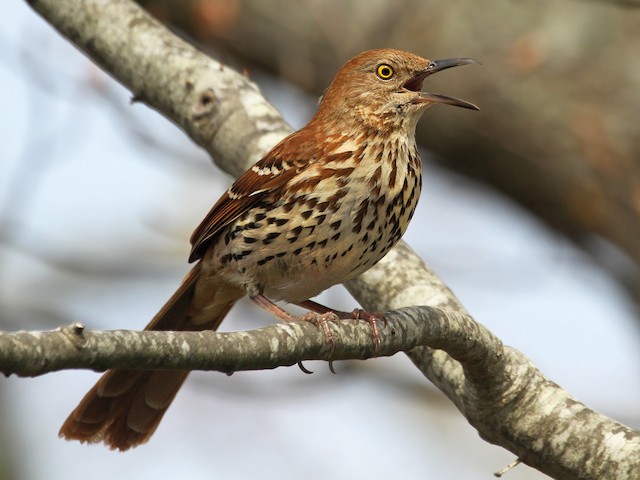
(187, 129, 352, 263)
(188, 151, 301, 262)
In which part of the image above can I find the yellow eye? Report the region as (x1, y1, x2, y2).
(376, 64, 394, 80)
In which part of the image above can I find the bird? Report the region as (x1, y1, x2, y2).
(59, 48, 478, 450)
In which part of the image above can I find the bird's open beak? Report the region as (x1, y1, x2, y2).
(404, 58, 480, 110)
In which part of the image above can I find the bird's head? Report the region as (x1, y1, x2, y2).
(315, 49, 479, 131)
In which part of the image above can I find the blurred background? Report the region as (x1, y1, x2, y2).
(1, 1, 639, 479)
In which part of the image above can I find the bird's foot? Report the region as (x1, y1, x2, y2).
(295, 300, 386, 353)
(350, 309, 386, 352)
(299, 311, 339, 349)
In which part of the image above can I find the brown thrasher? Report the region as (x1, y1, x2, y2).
(59, 49, 478, 450)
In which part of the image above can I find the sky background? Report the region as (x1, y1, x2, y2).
(1, 3, 639, 480)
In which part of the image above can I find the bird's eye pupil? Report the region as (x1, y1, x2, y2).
(376, 64, 394, 80)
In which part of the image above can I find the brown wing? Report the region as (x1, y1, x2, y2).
(188, 148, 303, 263)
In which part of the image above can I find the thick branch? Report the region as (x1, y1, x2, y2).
(347, 243, 640, 479)
(3, 303, 639, 479)
(28, 0, 290, 177)
(22, 0, 640, 478)
(0, 307, 479, 376)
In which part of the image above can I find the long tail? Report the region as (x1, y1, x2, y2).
(59, 262, 238, 451)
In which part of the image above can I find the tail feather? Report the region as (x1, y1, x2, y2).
(59, 262, 238, 450)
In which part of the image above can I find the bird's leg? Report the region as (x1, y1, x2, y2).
(250, 295, 338, 374)
(250, 296, 337, 344)
(250, 294, 295, 322)
(297, 300, 385, 352)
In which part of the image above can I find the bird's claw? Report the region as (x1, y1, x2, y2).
(297, 312, 339, 374)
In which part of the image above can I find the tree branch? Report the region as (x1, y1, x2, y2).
(19, 0, 640, 478)
(3, 298, 639, 478)
(27, 0, 290, 177)
(0, 307, 478, 376)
